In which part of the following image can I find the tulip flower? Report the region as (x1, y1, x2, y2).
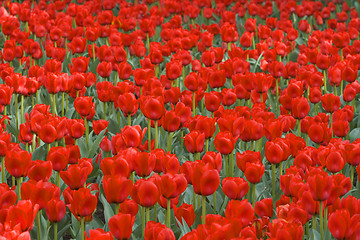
(109, 213, 135, 240)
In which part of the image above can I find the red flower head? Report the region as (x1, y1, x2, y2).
(191, 162, 220, 196)
(45, 198, 66, 223)
(221, 22, 239, 43)
(214, 131, 237, 155)
(47, 146, 69, 172)
(307, 171, 333, 201)
(161, 110, 180, 133)
(131, 178, 159, 208)
(74, 96, 95, 119)
(184, 130, 205, 154)
(173, 203, 195, 227)
(225, 199, 254, 226)
(67, 37, 87, 54)
(60, 160, 92, 190)
(158, 173, 187, 199)
(140, 95, 165, 121)
(96, 61, 112, 78)
(67, 187, 97, 222)
(321, 93, 341, 113)
(103, 175, 133, 204)
(144, 221, 175, 240)
(244, 162, 265, 184)
(5, 145, 31, 178)
(222, 177, 249, 200)
(6, 200, 39, 232)
(255, 198, 273, 218)
(21, 180, 60, 210)
(109, 213, 135, 240)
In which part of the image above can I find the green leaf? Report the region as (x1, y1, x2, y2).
(87, 129, 106, 158)
(31, 144, 48, 161)
(175, 218, 191, 238)
(349, 128, 360, 142)
(99, 194, 114, 232)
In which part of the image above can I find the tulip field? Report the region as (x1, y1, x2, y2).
(1, 0, 360, 239)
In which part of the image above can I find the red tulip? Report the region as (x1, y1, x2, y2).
(27, 160, 53, 182)
(307, 172, 332, 201)
(321, 93, 341, 113)
(184, 130, 205, 154)
(191, 162, 220, 196)
(173, 203, 195, 227)
(291, 97, 310, 119)
(86, 229, 113, 240)
(158, 173, 187, 199)
(45, 198, 66, 223)
(132, 152, 156, 178)
(47, 146, 69, 172)
(109, 213, 135, 240)
(144, 221, 175, 240)
(6, 200, 39, 232)
(255, 198, 273, 218)
(140, 95, 165, 121)
(244, 162, 265, 184)
(67, 188, 97, 222)
(222, 177, 249, 200)
(74, 96, 95, 118)
(21, 180, 60, 210)
(131, 179, 159, 208)
(328, 209, 350, 240)
(225, 199, 254, 226)
(5, 146, 31, 178)
(60, 161, 92, 190)
(102, 175, 133, 204)
(214, 131, 237, 155)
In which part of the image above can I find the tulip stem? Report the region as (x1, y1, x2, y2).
(319, 201, 323, 240)
(297, 119, 301, 137)
(205, 138, 209, 152)
(155, 120, 158, 149)
(54, 222, 57, 240)
(192, 91, 196, 117)
(272, 164, 276, 198)
(37, 211, 42, 240)
(202, 195, 206, 225)
(148, 119, 151, 151)
(21, 95, 24, 124)
(1, 157, 4, 183)
(62, 92, 65, 117)
(127, 115, 131, 126)
(166, 199, 171, 228)
(193, 188, 196, 209)
(252, 183, 256, 208)
(52, 94, 56, 117)
(12, 176, 15, 187)
(56, 171, 60, 188)
(17, 177, 22, 200)
(229, 152, 234, 177)
(141, 207, 146, 237)
(279, 162, 283, 176)
(323, 70, 327, 93)
(146, 207, 150, 224)
(84, 117, 89, 149)
(103, 102, 106, 120)
(15, 93, 18, 129)
(225, 154, 229, 177)
(80, 217, 85, 240)
(92, 43, 96, 62)
(167, 132, 172, 153)
(115, 203, 120, 215)
(351, 165, 355, 188)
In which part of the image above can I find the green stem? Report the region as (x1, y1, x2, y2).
(12, 176, 15, 187)
(92, 43, 96, 62)
(192, 91, 196, 117)
(202, 195, 206, 225)
(80, 217, 85, 240)
(127, 115, 131, 126)
(15, 93, 18, 128)
(146, 33, 150, 55)
(229, 152, 234, 177)
(141, 207, 146, 237)
(166, 199, 171, 228)
(37, 211, 42, 240)
(21, 95, 24, 124)
(103, 102, 106, 120)
(84, 117, 89, 149)
(155, 120, 158, 149)
(52, 94, 56, 116)
(16, 177, 22, 200)
(297, 119, 301, 137)
(54, 222, 57, 240)
(252, 183, 256, 208)
(279, 162, 283, 176)
(146, 207, 150, 224)
(205, 138, 209, 152)
(319, 201, 323, 240)
(272, 164, 276, 198)
(148, 119, 151, 151)
(1, 157, 4, 184)
(167, 132, 172, 153)
(351, 165, 355, 188)
(323, 70, 327, 93)
(56, 171, 60, 188)
(61, 92, 65, 117)
(225, 154, 229, 177)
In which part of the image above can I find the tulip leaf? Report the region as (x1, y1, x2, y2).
(5, 118, 19, 141)
(176, 218, 191, 237)
(87, 129, 106, 158)
(108, 117, 122, 135)
(31, 144, 47, 161)
(252, 51, 264, 73)
(99, 193, 114, 231)
(349, 128, 360, 142)
(309, 229, 321, 240)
